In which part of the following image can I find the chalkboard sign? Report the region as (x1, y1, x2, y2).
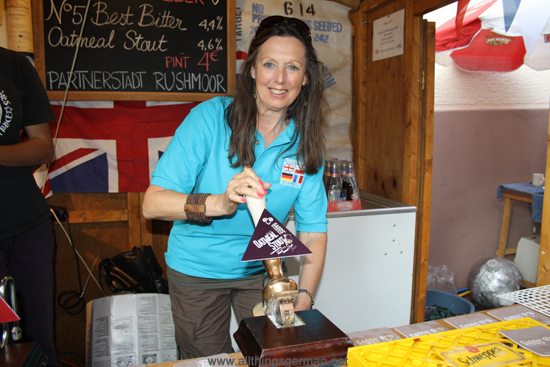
(32, 0, 235, 101)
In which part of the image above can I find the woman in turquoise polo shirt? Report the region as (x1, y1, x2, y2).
(143, 16, 328, 359)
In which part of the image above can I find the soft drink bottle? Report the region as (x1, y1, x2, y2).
(323, 159, 332, 194)
(340, 160, 352, 201)
(327, 162, 342, 201)
(347, 161, 360, 201)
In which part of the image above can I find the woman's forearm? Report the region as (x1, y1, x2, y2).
(295, 231, 327, 310)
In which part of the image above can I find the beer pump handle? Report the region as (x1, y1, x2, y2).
(245, 193, 266, 227)
(242, 166, 266, 227)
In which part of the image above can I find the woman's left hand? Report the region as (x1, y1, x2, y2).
(294, 292, 313, 311)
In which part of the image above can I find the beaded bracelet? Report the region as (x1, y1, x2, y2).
(184, 193, 213, 224)
(298, 288, 314, 309)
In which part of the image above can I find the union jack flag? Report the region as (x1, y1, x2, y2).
(46, 101, 198, 194)
(283, 161, 295, 173)
(34, 164, 53, 198)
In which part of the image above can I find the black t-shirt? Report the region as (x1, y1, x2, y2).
(0, 47, 56, 240)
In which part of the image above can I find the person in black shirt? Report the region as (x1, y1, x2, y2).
(0, 46, 60, 367)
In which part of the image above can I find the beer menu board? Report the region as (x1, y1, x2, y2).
(33, 0, 235, 101)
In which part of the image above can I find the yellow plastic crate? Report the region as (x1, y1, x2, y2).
(347, 318, 550, 367)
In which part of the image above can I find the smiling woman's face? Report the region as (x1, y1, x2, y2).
(251, 36, 307, 117)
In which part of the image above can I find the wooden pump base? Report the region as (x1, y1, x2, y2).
(233, 309, 352, 367)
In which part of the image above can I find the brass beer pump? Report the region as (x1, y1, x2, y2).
(234, 166, 353, 367)
(258, 258, 299, 327)
(243, 166, 300, 327)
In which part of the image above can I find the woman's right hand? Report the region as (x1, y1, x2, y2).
(218, 166, 271, 216)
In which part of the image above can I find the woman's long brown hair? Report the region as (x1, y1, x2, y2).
(224, 18, 327, 175)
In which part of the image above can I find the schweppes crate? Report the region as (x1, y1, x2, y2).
(347, 318, 550, 367)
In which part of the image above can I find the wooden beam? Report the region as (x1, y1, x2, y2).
(360, 0, 399, 12)
(411, 18, 435, 324)
(402, 2, 420, 207)
(360, 0, 456, 14)
(351, 4, 369, 192)
(328, 0, 362, 10)
(497, 198, 513, 258)
(413, 0, 457, 16)
(127, 192, 142, 247)
(67, 209, 128, 223)
(537, 112, 550, 285)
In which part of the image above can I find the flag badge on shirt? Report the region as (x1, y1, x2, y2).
(280, 158, 304, 188)
(241, 209, 311, 262)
